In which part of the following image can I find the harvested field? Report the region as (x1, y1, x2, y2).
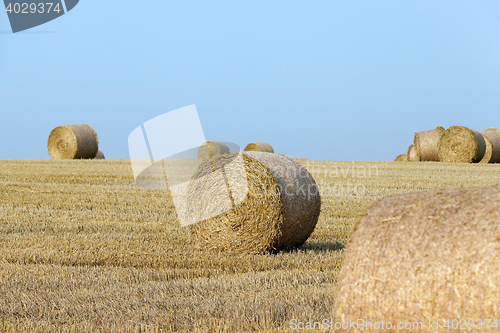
(1, 159, 500, 332)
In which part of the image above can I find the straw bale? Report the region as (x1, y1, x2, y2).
(480, 128, 500, 163)
(335, 184, 500, 330)
(479, 134, 492, 164)
(407, 145, 418, 162)
(47, 124, 99, 160)
(394, 154, 407, 162)
(197, 141, 230, 160)
(94, 150, 105, 159)
(244, 142, 274, 153)
(414, 126, 444, 161)
(438, 126, 486, 163)
(187, 152, 321, 253)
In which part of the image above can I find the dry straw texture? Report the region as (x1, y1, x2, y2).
(244, 142, 274, 153)
(197, 141, 230, 160)
(335, 184, 500, 331)
(407, 144, 418, 162)
(438, 126, 486, 163)
(47, 124, 99, 160)
(480, 128, 500, 163)
(187, 152, 321, 253)
(394, 154, 407, 162)
(414, 126, 445, 161)
(94, 150, 105, 160)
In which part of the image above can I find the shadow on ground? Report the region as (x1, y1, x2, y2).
(274, 240, 345, 254)
(300, 240, 345, 252)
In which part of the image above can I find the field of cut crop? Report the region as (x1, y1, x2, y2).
(0, 159, 499, 332)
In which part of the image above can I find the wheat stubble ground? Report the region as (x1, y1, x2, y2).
(0, 159, 499, 332)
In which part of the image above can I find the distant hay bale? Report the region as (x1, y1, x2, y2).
(407, 145, 418, 162)
(47, 124, 99, 160)
(394, 154, 407, 162)
(197, 141, 230, 160)
(438, 126, 486, 163)
(480, 128, 500, 163)
(94, 150, 105, 160)
(414, 126, 445, 161)
(479, 133, 492, 164)
(335, 184, 500, 329)
(187, 152, 321, 254)
(244, 142, 274, 153)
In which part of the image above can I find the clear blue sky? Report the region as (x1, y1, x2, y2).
(1, 1, 500, 160)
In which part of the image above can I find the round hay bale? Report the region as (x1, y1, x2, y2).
(414, 126, 445, 161)
(479, 133, 492, 164)
(244, 142, 274, 153)
(394, 154, 407, 162)
(335, 184, 500, 329)
(437, 126, 486, 163)
(187, 152, 321, 254)
(47, 124, 99, 160)
(480, 128, 500, 163)
(407, 144, 418, 162)
(197, 141, 230, 160)
(94, 150, 105, 160)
